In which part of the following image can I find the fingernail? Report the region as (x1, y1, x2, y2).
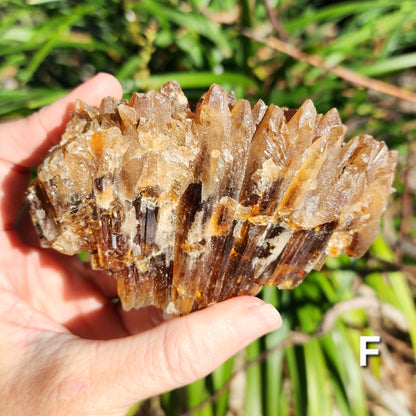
(232, 303, 282, 346)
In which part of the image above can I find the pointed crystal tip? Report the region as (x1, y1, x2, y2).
(27, 82, 397, 315)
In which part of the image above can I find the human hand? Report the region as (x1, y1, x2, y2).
(0, 73, 282, 416)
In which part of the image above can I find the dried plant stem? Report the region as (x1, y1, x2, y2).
(244, 31, 416, 104)
(264, 0, 288, 41)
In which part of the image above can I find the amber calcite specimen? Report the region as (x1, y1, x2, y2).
(27, 82, 397, 315)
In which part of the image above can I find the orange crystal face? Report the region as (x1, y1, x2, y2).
(27, 82, 397, 315)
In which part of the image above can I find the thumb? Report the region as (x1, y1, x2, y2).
(71, 296, 281, 414)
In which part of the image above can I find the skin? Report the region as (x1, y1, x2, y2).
(0, 73, 282, 416)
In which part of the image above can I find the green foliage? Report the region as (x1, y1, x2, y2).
(1, 0, 415, 415)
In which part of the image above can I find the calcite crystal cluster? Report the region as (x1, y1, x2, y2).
(27, 82, 397, 315)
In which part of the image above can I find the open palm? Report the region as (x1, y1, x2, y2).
(0, 73, 281, 416)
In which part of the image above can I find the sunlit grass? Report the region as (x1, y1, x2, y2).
(1, 0, 414, 414)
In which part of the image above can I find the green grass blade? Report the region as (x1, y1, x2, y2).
(18, 5, 95, 84)
(285, 345, 306, 416)
(187, 378, 214, 416)
(262, 287, 291, 416)
(211, 357, 234, 416)
(341, 325, 370, 415)
(358, 53, 416, 76)
(330, 10, 415, 55)
(286, 0, 406, 32)
(0, 88, 67, 117)
(321, 326, 368, 416)
(125, 401, 142, 416)
(304, 339, 333, 416)
(244, 340, 263, 415)
(370, 236, 416, 360)
(389, 272, 416, 362)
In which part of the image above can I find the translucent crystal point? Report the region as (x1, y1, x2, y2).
(27, 82, 397, 315)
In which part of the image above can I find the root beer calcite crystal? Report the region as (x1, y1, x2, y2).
(27, 82, 397, 315)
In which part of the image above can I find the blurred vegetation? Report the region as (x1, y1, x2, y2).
(1, 0, 415, 415)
